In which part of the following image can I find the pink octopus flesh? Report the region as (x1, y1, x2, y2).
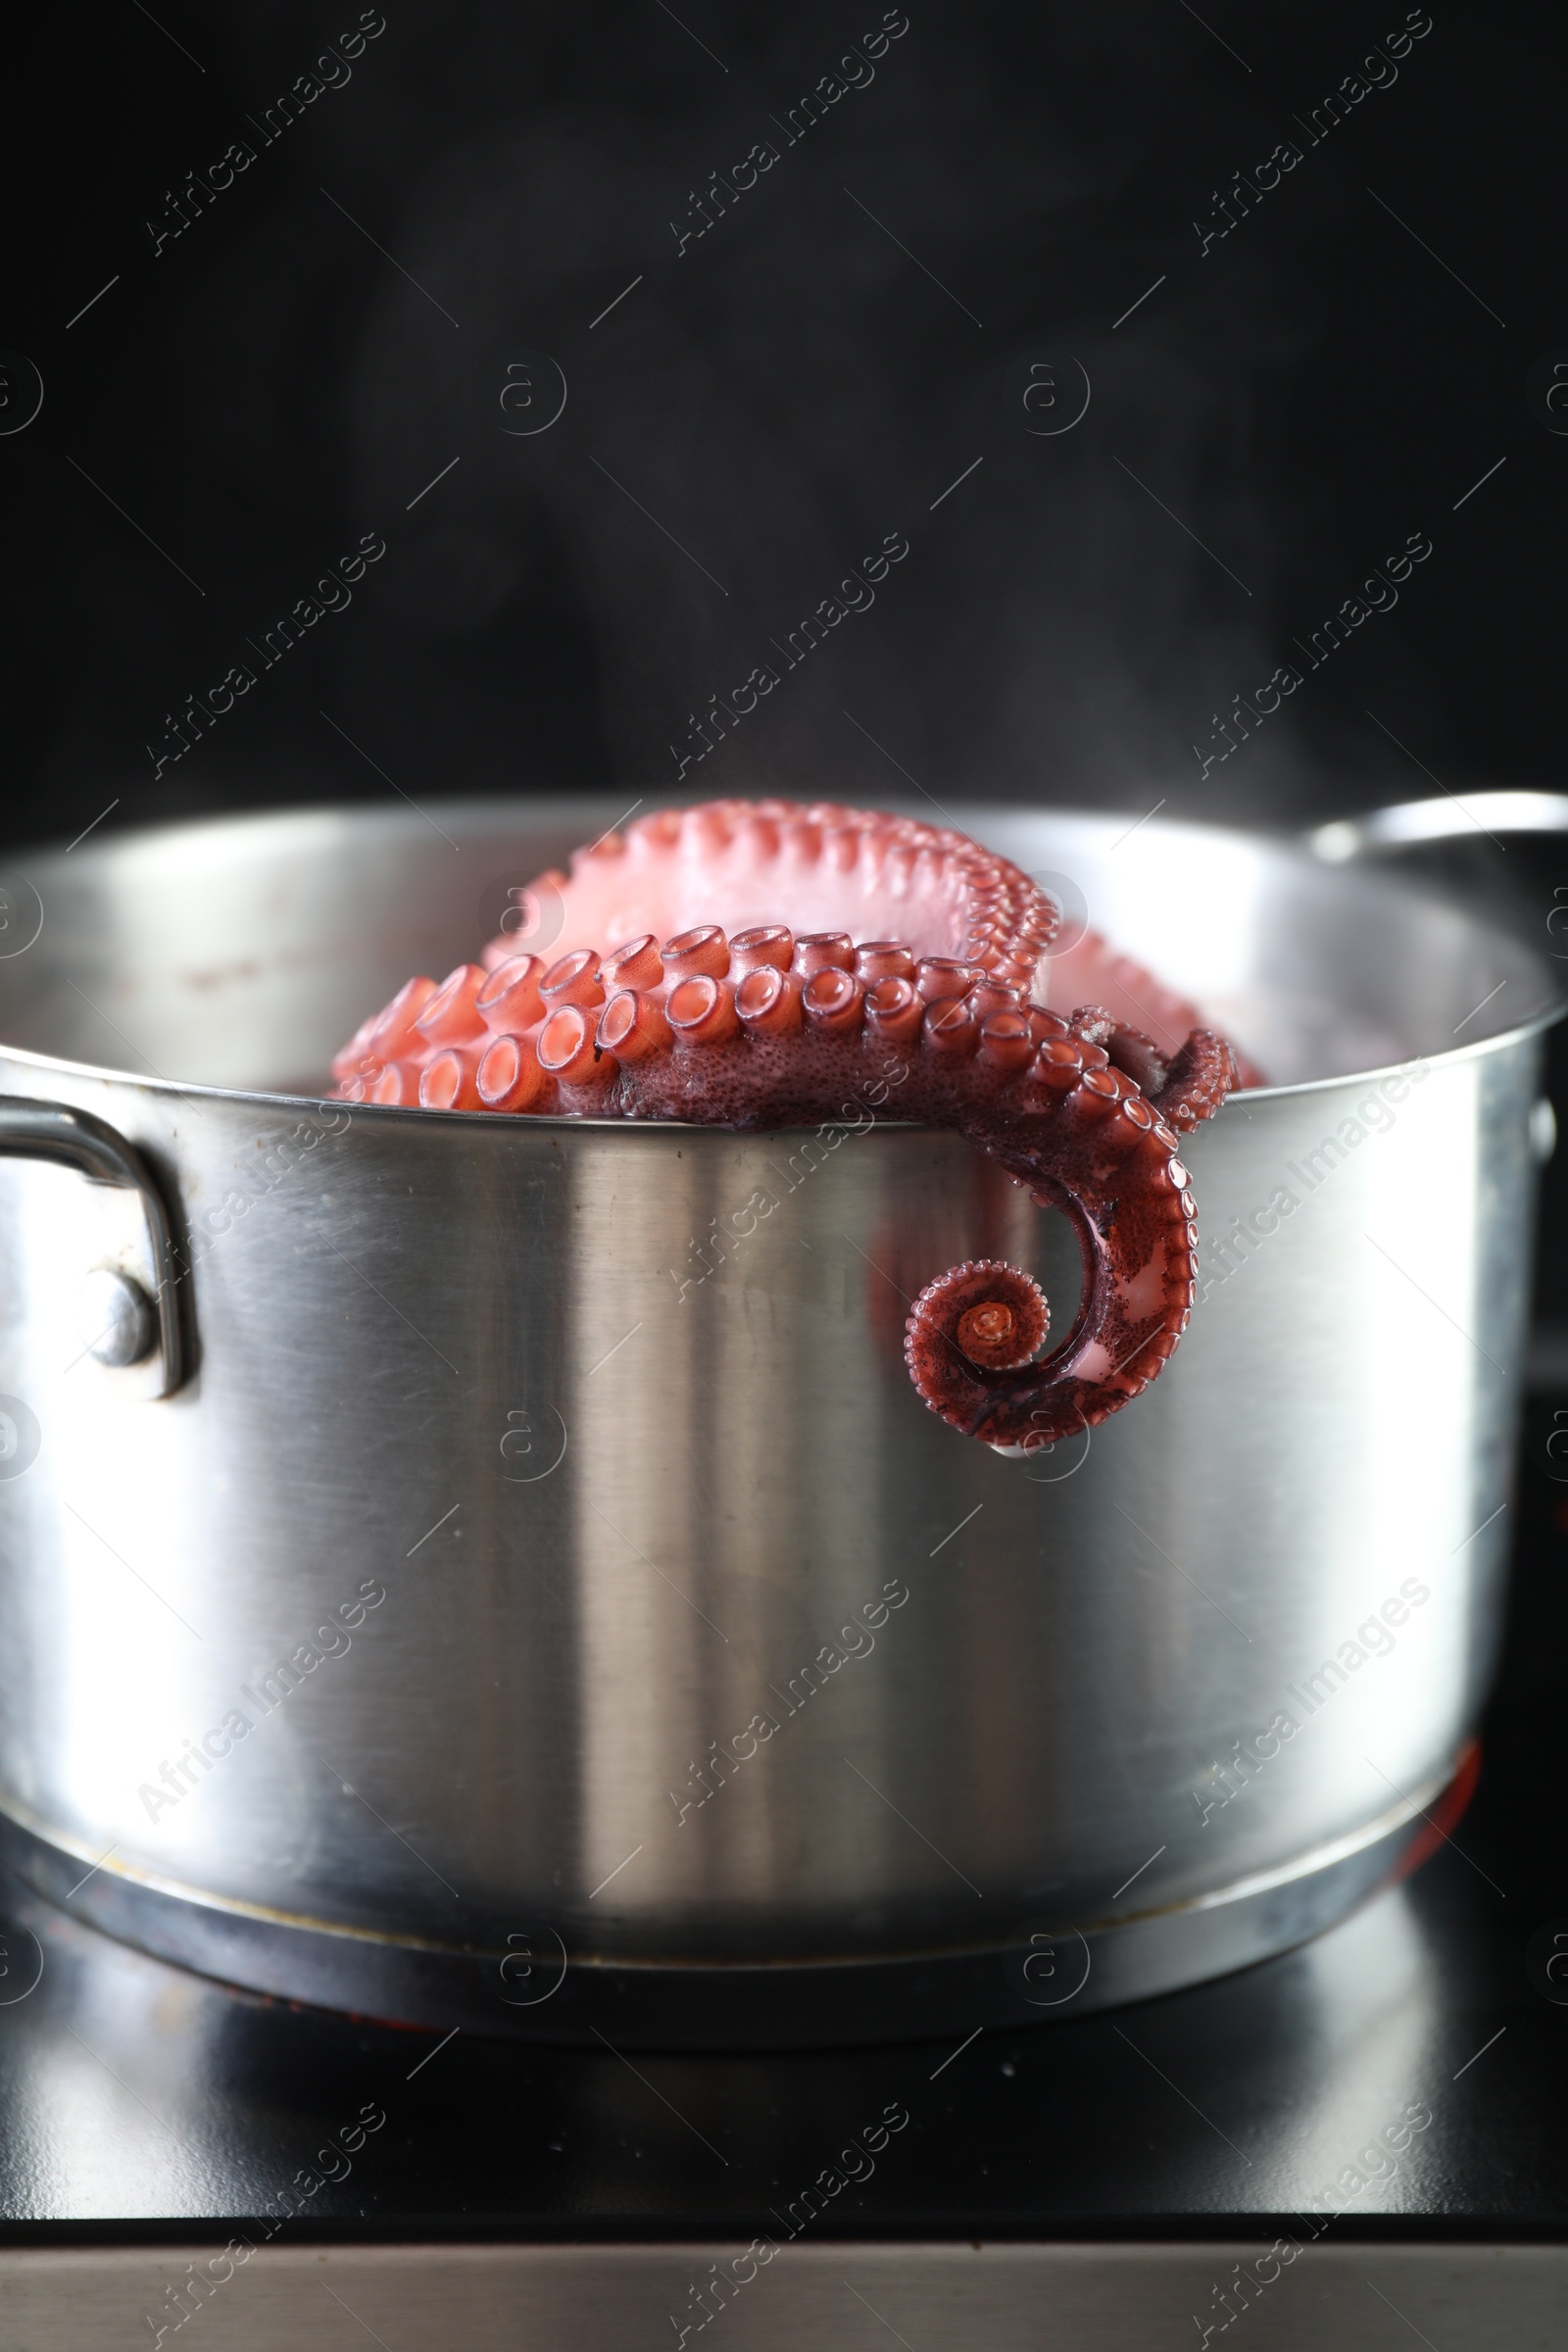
(331, 801, 1250, 1452)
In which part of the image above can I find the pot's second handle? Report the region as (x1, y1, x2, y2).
(0, 1100, 186, 1398)
(1307, 788, 1568, 862)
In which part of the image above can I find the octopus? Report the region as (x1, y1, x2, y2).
(331, 800, 1249, 1453)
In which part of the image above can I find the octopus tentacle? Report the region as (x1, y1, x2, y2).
(1151, 1029, 1240, 1134)
(905, 1112, 1197, 1451)
(332, 801, 1249, 1449)
(1065, 1004, 1240, 1136)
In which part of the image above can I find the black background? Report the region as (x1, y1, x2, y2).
(1, 0, 1561, 846)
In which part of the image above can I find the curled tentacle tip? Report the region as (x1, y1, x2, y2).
(905, 1258, 1050, 1430)
(956, 1289, 1046, 1369)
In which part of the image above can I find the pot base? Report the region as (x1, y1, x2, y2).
(0, 1750, 1475, 2051)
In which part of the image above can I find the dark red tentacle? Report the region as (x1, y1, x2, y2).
(331, 801, 1247, 1451)
(1151, 1029, 1239, 1134)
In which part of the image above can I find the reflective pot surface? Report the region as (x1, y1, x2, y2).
(0, 800, 1554, 2045)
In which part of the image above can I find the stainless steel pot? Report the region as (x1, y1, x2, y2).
(0, 796, 1556, 2048)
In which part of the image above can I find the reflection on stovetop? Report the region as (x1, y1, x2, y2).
(0, 1446, 1565, 2242)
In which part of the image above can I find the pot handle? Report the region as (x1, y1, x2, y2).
(0, 1100, 186, 1398)
(1306, 788, 1568, 862)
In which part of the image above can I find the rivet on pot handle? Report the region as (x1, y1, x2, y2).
(0, 1100, 186, 1398)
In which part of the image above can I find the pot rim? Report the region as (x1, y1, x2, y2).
(0, 1005, 1555, 1126)
(2, 793, 1560, 1119)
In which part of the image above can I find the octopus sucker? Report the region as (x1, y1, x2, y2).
(333, 800, 1250, 1449)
